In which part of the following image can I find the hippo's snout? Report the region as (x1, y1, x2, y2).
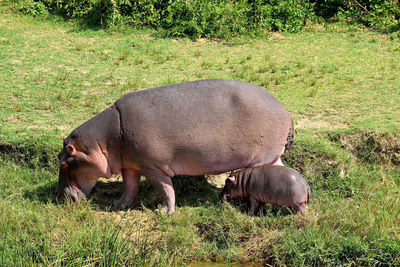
(57, 166, 87, 202)
(64, 186, 78, 202)
(58, 186, 86, 202)
(220, 189, 231, 202)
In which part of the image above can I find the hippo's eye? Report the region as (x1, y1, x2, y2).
(66, 157, 78, 169)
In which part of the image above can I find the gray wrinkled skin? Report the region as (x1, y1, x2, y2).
(57, 79, 294, 214)
(221, 165, 310, 215)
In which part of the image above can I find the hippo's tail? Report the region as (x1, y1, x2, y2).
(285, 117, 294, 150)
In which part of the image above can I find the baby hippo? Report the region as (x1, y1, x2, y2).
(221, 165, 310, 215)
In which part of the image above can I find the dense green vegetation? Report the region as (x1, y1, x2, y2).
(1, 1, 400, 265)
(10, 0, 400, 38)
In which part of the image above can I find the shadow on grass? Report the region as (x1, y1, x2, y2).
(23, 174, 292, 216)
(89, 175, 224, 212)
(226, 198, 294, 217)
(22, 175, 221, 211)
(23, 181, 59, 204)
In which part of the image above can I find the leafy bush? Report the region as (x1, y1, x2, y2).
(13, 0, 49, 17)
(8, 0, 315, 37)
(8, 0, 400, 38)
(314, 0, 400, 32)
(160, 0, 253, 38)
(251, 0, 315, 32)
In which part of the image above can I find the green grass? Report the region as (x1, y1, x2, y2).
(1, 6, 400, 266)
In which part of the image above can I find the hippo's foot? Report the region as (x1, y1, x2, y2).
(155, 205, 175, 215)
(142, 167, 176, 215)
(112, 197, 133, 209)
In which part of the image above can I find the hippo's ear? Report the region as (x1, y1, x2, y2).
(66, 144, 77, 156)
(61, 134, 67, 140)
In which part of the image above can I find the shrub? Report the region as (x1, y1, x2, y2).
(13, 0, 49, 17)
(8, 0, 400, 38)
(251, 0, 315, 32)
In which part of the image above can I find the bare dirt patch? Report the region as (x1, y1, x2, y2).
(3, 116, 22, 123)
(269, 32, 286, 40)
(195, 38, 221, 44)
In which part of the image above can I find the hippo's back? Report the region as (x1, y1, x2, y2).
(115, 79, 292, 175)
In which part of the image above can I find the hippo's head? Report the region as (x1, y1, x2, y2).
(220, 176, 240, 201)
(57, 134, 112, 202)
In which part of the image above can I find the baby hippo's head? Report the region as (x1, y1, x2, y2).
(221, 176, 241, 201)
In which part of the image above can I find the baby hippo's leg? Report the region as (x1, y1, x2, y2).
(258, 203, 267, 215)
(249, 196, 262, 216)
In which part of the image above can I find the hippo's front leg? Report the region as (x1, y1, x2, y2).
(249, 196, 262, 216)
(112, 168, 141, 209)
(142, 168, 175, 214)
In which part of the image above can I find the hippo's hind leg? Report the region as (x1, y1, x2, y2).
(142, 167, 175, 214)
(271, 147, 285, 166)
(113, 168, 141, 209)
(293, 188, 310, 214)
(272, 157, 284, 166)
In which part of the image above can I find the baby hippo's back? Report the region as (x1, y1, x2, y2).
(247, 165, 310, 211)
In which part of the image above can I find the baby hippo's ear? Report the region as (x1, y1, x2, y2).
(227, 176, 236, 185)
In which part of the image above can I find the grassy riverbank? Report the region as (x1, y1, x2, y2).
(1, 7, 400, 265)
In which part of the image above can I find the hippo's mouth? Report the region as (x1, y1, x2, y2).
(57, 167, 86, 202)
(63, 185, 86, 202)
(221, 193, 232, 202)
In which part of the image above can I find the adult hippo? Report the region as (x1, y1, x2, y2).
(57, 79, 294, 214)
